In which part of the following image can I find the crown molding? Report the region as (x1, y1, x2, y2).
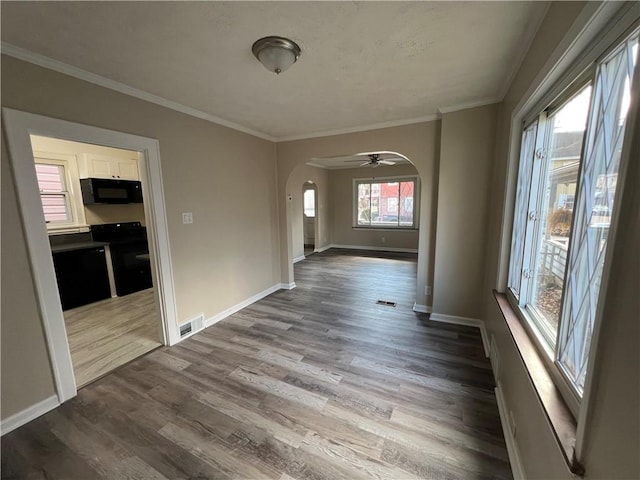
(2, 42, 505, 143)
(0, 42, 277, 142)
(277, 114, 440, 142)
(437, 97, 500, 116)
(497, 2, 551, 101)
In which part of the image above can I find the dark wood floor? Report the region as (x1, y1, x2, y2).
(1, 249, 511, 480)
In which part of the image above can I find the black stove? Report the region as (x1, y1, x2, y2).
(90, 222, 152, 296)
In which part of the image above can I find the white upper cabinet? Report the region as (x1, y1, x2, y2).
(78, 153, 139, 180)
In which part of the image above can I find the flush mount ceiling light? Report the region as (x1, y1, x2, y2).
(252, 36, 301, 74)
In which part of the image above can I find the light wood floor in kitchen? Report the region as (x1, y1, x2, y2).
(64, 288, 162, 388)
(1, 250, 511, 480)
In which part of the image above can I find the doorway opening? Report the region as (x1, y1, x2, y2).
(303, 182, 318, 257)
(31, 135, 163, 388)
(3, 108, 178, 410)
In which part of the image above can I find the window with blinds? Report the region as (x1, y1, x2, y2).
(35, 163, 73, 224)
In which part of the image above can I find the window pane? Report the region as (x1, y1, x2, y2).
(531, 86, 591, 345)
(371, 182, 399, 226)
(36, 162, 71, 224)
(357, 183, 371, 225)
(509, 122, 538, 297)
(399, 181, 415, 226)
(303, 189, 315, 217)
(35, 163, 65, 192)
(41, 193, 71, 223)
(558, 35, 639, 394)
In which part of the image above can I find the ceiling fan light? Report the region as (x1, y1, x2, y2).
(252, 36, 301, 74)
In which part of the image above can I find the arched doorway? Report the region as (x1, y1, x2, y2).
(302, 182, 318, 257)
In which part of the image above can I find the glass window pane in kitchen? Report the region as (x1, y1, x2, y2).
(530, 85, 591, 345)
(35, 163, 72, 224)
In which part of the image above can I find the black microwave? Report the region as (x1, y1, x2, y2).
(80, 178, 143, 205)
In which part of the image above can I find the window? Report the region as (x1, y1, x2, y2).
(303, 189, 315, 217)
(35, 163, 73, 225)
(34, 155, 88, 233)
(355, 177, 418, 228)
(508, 32, 638, 403)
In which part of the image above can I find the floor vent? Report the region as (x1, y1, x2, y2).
(376, 300, 397, 307)
(179, 314, 204, 338)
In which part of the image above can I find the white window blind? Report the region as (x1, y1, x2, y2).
(35, 163, 72, 224)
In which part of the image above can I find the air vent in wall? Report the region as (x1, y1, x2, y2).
(179, 314, 204, 338)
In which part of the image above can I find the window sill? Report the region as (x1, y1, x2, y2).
(352, 226, 418, 231)
(493, 291, 584, 476)
(47, 225, 90, 236)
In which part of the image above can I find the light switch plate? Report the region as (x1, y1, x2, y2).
(182, 212, 193, 224)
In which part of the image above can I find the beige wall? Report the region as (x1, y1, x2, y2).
(1, 137, 57, 419)
(481, 2, 640, 478)
(1, 55, 280, 420)
(433, 104, 498, 319)
(276, 122, 440, 309)
(329, 164, 420, 250)
(287, 164, 330, 261)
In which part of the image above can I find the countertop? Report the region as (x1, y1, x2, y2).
(51, 241, 109, 254)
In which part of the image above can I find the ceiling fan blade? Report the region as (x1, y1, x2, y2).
(379, 160, 396, 165)
(360, 161, 371, 167)
(344, 159, 367, 162)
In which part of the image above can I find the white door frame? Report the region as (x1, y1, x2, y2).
(2, 108, 180, 405)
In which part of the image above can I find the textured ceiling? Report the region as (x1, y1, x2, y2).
(1, 1, 548, 140)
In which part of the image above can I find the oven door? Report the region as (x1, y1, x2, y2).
(109, 241, 152, 296)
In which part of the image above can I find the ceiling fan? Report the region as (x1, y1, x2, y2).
(345, 153, 397, 168)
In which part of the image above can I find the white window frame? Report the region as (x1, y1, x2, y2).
(505, 21, 639, 419)
(353, 175, 419, 229)
(33, 151, 88, 235)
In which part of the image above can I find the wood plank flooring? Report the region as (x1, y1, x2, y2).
(64, 288, 162, 388)
(1, 249, 511, 480)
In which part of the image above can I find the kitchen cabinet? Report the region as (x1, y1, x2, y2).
(52, 246, 112, 310)
(78, 153, 139, 181)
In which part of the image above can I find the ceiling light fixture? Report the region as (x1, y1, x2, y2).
(252, 36, 301, 75)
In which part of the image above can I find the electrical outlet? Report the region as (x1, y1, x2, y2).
(381, 236, 386, 244)
(181, 212, 193, 224)
(425, 285, 432, 296)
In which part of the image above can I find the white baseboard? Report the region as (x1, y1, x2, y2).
(205, 283, 282, 328)
(429, 312, 490, 357)
(330, 244, 418, 254)
(1, 395, 59, 436)
(495, 384, 526, 479)
(293, 255, 306, 264)
(315, 244, 332, 253)
(412, 303, 433, 314)
(279, 282, 297, 290)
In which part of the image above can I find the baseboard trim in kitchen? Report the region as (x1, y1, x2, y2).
(1, 395, 59, 436)
(293, 255, 306, 264)
(204, 283, 284, 329)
